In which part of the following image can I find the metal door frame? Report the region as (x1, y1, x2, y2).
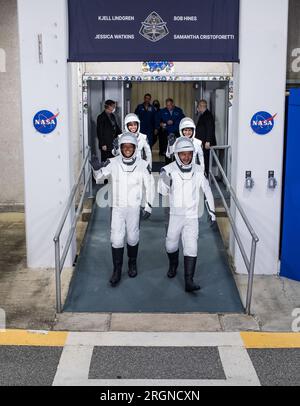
(80, 73, 233, 175)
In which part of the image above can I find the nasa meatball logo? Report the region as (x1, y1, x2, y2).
(250, 111, 277, 135)
(33, 110, 59, 134)
(139, 12, 169, 42)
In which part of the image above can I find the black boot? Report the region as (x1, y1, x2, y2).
(167, 250, 179, 278)
(184, 256, 201, 292)
(127, 243, 138, 278)
(110, 247, 124, 287)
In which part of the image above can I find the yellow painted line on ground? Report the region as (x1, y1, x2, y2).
(241, 332, 300, 349)
(0, 330, 68, 347)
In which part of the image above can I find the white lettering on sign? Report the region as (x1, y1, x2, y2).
(291, 48, 300, 73)
(35, 119, 56, 126)
(95, 34, 135, 40)
(173, 34, 235, 40)
(174, 34, 199, 40)
(98, 16, 135, 21)
(252, 120, 273, 127)
(173, 16, 198, 21)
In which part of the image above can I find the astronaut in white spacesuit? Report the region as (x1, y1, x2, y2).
(166, 117, 204, 169)
(112, 113, 152, 168)
(91, 133, 155, 287)
(158, 137, 216, 292)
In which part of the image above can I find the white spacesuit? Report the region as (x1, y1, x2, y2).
(158, 137, 216, 292)
(112, 113, 152, 168)
(166, 117, 204, 169)
(92, 133, 155, 287)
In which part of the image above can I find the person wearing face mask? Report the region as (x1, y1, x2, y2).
(97, 100, 122, 162)
(166, 117, 204, 169)
(158, 137, 216, 292)
(112, 113, 152, 169)
(195, 100, 217, 176)
(90, 133, 155, 287)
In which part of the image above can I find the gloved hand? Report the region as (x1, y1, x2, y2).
(160, 168, 171, 187)
(141, 207, 151, 220)
(89, 155, 102, 171)
(168, 133, 176, 146)
(112, 138, 119, 152)
(210, 218, 218, 232)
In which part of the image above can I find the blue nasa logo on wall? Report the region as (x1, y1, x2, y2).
(33, 110, 59, 134)
(250, 111, 277, 135)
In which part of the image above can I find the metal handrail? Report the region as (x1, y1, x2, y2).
(54, 146, 92, 313)
(209, 146, 259, 315)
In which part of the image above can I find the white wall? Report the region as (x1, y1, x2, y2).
(18, 0, 75, 268)
(16, 0, 289, 272)
(70, 63, 82, 179)
(0, 3, 232, 211)
(231, 0, 289, 275)
(0, 0, 24, 208)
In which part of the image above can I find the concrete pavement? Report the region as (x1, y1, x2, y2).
(0, 330, 299, 386)
(0, 212, 299, 332)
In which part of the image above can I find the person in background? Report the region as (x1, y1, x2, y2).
(195, 100, 216, 176)
(166, 117, 204, 169)
(156, 98, 185, 159)
(135, 93, 156, 147)
(112, 113, 152, 169)
(152, 99, 161, 150)
(97, 100, 122, 162)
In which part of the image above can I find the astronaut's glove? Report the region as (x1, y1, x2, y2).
(141, 204, 152, 220)
(209, 217, 218, 232)
(89, 155, 103, 171)
(168, 133, 176, 146)
(160, 169, 172, 188)
(112, 138, 119, 152)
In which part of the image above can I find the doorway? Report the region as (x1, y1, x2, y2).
(85, 79, 229, 173)
(65, 77, 243, 313)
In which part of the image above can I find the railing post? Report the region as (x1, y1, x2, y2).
(55, 238, 62, 314)
(88, 148, 93, 199)
(226, 146, 231, 186)
(210, 145, 259, 315)
(209, 148, 213, 185)
(53, 146, 91, 315)
(245, 239, 257, 315)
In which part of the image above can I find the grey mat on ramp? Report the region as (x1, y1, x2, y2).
(64, 203, 244, 313)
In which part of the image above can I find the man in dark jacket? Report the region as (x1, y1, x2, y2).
(152, 99, 161, 150)
(97, 100, 122, 162)
(157, 98, 185, 136)
(196, 100, 216, 176)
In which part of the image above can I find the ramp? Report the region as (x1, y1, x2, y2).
(64, 202, 244, 313)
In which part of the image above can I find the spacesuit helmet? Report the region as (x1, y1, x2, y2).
(124, 113, 141, 135)
(119, 132, 138, 165)
(174, 137, 195, 172)
(179, 117, 196, 139)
